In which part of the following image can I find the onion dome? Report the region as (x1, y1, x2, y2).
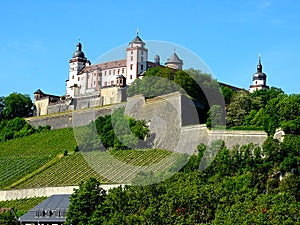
(73, 42, 85, 58)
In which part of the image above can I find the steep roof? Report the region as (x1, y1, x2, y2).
(165, 52, 183, 64)
(19, 194, 70, 224)
(130, 34, 145, 44)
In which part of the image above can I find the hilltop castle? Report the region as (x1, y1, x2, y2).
(34, 32, 183, 116)
(33, 33, 269, 116)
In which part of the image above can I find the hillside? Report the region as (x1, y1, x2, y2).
(0, 128, 77, 189)
(0, 127, 182, 189)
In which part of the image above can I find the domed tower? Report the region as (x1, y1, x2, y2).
(126, 30, 148, 85)
(249, 55, 269, 93)
(165, 50, 183, 70)
(154, 55, 160, 65)
(66, 41, 89, 97)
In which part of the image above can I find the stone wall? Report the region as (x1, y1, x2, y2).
(27, 92, 268, 152)
(0, 185, 124, 201)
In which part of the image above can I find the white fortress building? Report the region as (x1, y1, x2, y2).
(66, 32, 183, 98)
(34, 32, 183, 116)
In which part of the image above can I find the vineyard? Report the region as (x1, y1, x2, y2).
(1, 126, 187, 189)
(0, 128, 77, 189)
(0, 197, 47, 217)
(16, 149, 185, 187)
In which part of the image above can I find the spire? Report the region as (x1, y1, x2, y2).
(136, 28, 139, 36)
(257, 53, 262, 73)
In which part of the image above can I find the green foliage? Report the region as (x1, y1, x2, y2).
(0, 210, 18, 225)
(65, 178, 107, 225)
(0, 197, 47, 217)
(127, 67, 223, 123)
(66, 135, 300, 224)
(0, 128, 76, 188)
(206, 105, 226, 129)
(95, 107, 149, 150)
(1, 92, 33, 120)
(0, 117, 50, 142)
(225, 87, 300, 135)
(220, 86, 235, 105)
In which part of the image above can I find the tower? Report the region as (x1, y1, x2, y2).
(249, 55, 269, 93)
(66, 42, 89, 97)
(126, 30, 148, 85)
(165, 50, 183, 70)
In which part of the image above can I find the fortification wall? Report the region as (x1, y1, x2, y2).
(27, 92, 268, 152)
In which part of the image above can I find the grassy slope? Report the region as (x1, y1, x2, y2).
(1, 128, 182, 189)
(0, 128, 77, 189)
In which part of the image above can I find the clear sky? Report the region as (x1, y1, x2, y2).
(0, 0, 299, 98)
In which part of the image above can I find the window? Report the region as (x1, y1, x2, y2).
(131, 50, 133, 54)
(131, 56, 133, 61)
(104, 81, 107, 86)
(78, 77, 80, 81)
(94, 81, 96, 85)
(113, 70, 115, 75)
(104, 71, 107, 76)
(141, 64, 144, 70)
(130, 64, 133, 70)
(118, 69, 120, 74)
(72, 75, 74, 79)
(141, 51, 143, 55)
(141, 57, 144, 61)
(109, 70, 111, 75)
(122, 68, 125, 73)
(130, 75, 132, 79)
(111, 80, 114, 85)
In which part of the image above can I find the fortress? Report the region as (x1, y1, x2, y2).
(30, 33, 271, 152)
(33, 32, 269, 116)
(34, 32, 184, 116)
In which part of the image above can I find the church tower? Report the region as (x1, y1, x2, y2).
(249, 55, 269, 93)
(66, 42, 90, 97)
(126, 30, 148, 85)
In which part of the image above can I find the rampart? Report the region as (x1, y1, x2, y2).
(26, 92, 268, 153)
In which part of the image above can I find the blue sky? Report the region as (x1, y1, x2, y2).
(0, 0, 299, 98)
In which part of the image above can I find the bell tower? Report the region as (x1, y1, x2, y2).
(249, 54, 269, 93)
(126, 30, 148, 85)
(66, 41, 89, 97)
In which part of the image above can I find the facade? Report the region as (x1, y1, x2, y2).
(19, 194, 70, 225)
(249, 55, 269, 93)
(65, 32, 183, 98)
(34, 32, 183, 116)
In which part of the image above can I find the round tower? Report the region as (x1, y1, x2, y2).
(165, 50, 183, 70)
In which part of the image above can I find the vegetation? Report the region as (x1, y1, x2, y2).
(127, 67, 223, 123)
(0, 197, 47, 217)
(0, 92, 33, 120)
(0, 128, 76, 188)
(16, 149, 176, 188)
(225, 87, 300, 135)
(66, 136, 299, 225)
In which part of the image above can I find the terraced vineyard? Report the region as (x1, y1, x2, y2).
(0, 197, 47, 217)
(0, 128, 77, 189)
(16, 149, 188, 187)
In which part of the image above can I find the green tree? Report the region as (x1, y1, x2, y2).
(220, 86, 235, 105)
(0, 210, 18, 225)
(1, 93, 33, 120)
(226, 90, 252, 127)
(65, 178, 107, 225)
